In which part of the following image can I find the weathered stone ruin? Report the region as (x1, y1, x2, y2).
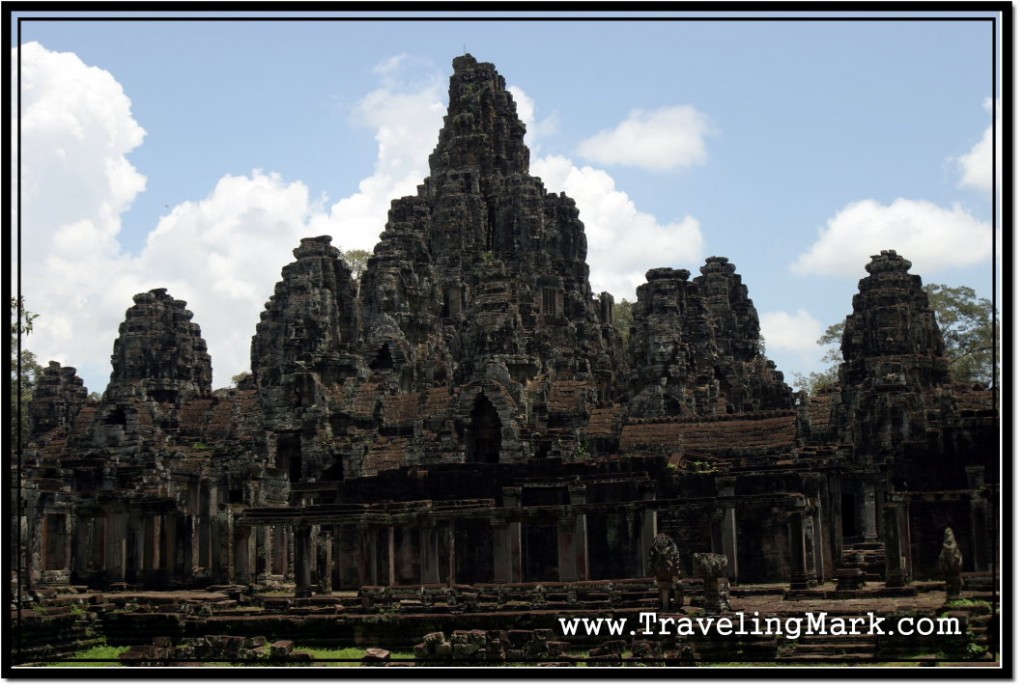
(13, 55, 998, 664)
(939, 527, 964, 597)
(648, 533, 681, 611)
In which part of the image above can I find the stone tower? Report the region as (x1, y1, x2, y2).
(28, 361, 88, 438)
(832, 250, 958, 487)
(361, 54, 619, 392)
(693, 257, 792, 413)
(627, 259, 792, 418)
(109, 288, 213, 403)
(252, 54, 626, 478)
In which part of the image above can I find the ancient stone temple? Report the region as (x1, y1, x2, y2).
(15, 55, 997, 603)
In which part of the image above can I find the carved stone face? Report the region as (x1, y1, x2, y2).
(375, 271, 399, 311)
(651, 282, 678, 310)
(650, 332, 677, 365)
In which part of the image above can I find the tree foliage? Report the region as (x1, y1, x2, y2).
(611, 298, 634, 343)
(343, 249, 371, 280)
(792, 283, 998, 394)
(230, 371, 254, 389)
(923, 283, 998, 387)
(791, 324, 843, 395)
(11, 297, 43, 452)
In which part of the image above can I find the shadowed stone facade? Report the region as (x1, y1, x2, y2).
(15, 56, 996, 601)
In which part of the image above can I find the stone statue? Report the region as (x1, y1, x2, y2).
(647, 533, 681, 611)
(693, 552, 730, 613)
(939, 527, 963, 597)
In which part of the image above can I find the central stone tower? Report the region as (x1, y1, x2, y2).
(253, 55, 625, 477)
(361, 54, 620, 393)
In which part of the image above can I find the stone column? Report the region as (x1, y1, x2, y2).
(333, 524, 357, 588)
(140, 515, 152, 576)
(74, 517, 91, 575)
(492, 522, 513, 584)
(333, 527, 345, 590)
(360, 527, 380, 586)
(127, 514, 144, 582)
(801, 473, 826, 584)
(387, 527, 397, 586)
(211, 508, 227, 580)
(861, 477, 879, 541)
(198, 482, 211, 571)
(106, 511, 127, 583)
(64, 513, 73, 576)
(271, 526, 286, 576)
(883, 501, 912, 587)
(965, 466, 990, 572)
(316, 528, 333, 593)
(492, 488, 523, 583)
(294, 525, 313, 597)
(570, 484, 589, 581)
(224, 512, 235, 580)
(557, 517, 578, 582)
(233, 525, 252, 583)
(788, 512, 810, 590)
(447, 521, 456, 586)
(161, 514, 175, 576)
(420, 526, 441, 584)
(190, 515, 201, 576)
(254, 527, 268, 583)
(970, 497, 991, 572)
(286, 525, 295, 580)
(176, 515, 193, 579)
(639, 485, 658, 577)
(716, 477, 738, 581)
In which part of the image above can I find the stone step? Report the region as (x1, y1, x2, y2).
(783, 653, 877, 662)
(793, 643, 876, 655)
(842, 540, 884, 550)
(799, 632, 878, 642)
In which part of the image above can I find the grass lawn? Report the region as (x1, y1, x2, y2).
(46, 644, 130, 667)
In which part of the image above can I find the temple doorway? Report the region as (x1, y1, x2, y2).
(466, 395, 502, 463)
(841, 493, 857, 538)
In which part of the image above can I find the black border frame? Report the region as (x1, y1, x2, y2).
(3, 2, 1012, 680)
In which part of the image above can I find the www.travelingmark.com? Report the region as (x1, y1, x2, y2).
(558, 612, 962, 640)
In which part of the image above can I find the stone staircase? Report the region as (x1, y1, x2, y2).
(840, 540, 886, 582)
(787, 613, 879, 662)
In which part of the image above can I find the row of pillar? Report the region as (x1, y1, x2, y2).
(70, 511, 181, 583)
(257, 505, 662, 592)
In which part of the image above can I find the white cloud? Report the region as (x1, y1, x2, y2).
(508, 85, 557, 153)
(131, 171, 316, 382)
(16, 46, 445, 391)
(957, 98, 999, 193)
(760, 309, 827, 371)
(17, 46, 704, 393)
(14, 42, 147, 390)
(14, 41, 145, 271)
(534, 155, 704, 301)
(577, 105, 713, 172)
(789, 198, 993, 278)
(309, 55, 445, 252)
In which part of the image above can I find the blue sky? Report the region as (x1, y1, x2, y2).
(11, 10, 1002, 393)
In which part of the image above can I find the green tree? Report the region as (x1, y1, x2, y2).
(791, 323, 843, 395)
(230, 371, 254, 389)
(611, 298, 634, 342)
(343, 249, 371, 280)
(923, 283, 999, 386)
(11, 297, 43, 451)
